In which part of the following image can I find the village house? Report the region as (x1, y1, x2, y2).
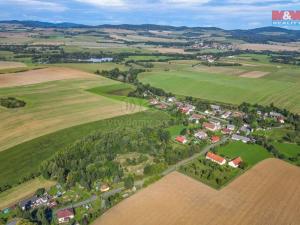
(179, 104, 195, 115)
(167, 97, 176, 102)
(239, 124, 252, 135)
(19, 196, 39, 210)
(57, 208, 75, 224)
(206, 152, 226, 165)
(232, 111, 245, 118)
(149, 98, 159, 105)
(100, 184, 110, 193)
(210, 104, 221, 112)
(189, 114, 205, 124)
(211, 136, 220, 143)
(226, 124, 235, 131)
(232, 134, 250, 143)
(194, 130, 208, 140)
(269, 111, 283, 118)
(221, 128, 232, 135)
(277, 116, 285, 124)
(203, 122, 220, 132)
(156, 103, 168, 110)
(175, 136, 188, 144)
(221, 111, 231, 119)
(228, 157, 243, 168)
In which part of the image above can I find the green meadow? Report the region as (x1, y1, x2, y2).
(216, 141, 272, 167)
(139, 56, 300, 113)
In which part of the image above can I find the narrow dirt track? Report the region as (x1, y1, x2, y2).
(94, 159, 300, 225)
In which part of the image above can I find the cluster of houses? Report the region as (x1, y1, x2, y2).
(206, 151, 243, 168)
(191, 41, 233, 51)
(149, 97, 257, 145)
(19, 193, 57, 211)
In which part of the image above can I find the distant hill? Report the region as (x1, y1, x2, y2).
(1, 20, 299, 43)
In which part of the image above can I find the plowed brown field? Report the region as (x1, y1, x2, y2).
(94, 159, 300, 225)
(0, 67, 95, 88)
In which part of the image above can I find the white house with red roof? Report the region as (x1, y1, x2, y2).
(228, 157, 243, 168)
(203, 122, 220, 132)
(189, 114, 205, 124)
(206, 152, 226, 165)
(194, 130, 207, 140)
(56, 208, 74, 223)
(175, 136, 188, 144)
(211, 136, 220, 143)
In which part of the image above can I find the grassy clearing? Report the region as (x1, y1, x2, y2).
(0, 177, 55, 209)
(0, 110, 170, 188)
(139, 58, 300, 113)
(216, 141, 272, 166)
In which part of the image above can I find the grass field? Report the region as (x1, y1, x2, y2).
(216, 141, 272, 166)
(0, 110, 170, 189)
(93, 159, 300, 225)
(0, 177, 55, 209)
(139, 57, 300, 113)
(87, 83, 148, 107)
(273, 142, 300, 158)
(0, 74, 147, 151)
(51, 63, 128, 73)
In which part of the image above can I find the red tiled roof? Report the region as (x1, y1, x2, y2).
(211, 136, 220, 142)
(206, 152, 225, 164)
(203, 122, 215, 130)
(176, 136, 187, 143)
(231, 157, 243, 166)
(222, 128, 231, 134)
(57, 209, 74, 219)
(191, 114, 204, 119)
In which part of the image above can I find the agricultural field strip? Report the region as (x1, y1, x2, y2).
(93, 159, 300, 225)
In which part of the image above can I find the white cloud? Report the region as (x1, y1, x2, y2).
(3, 0, 67, 12)
(76, 0, 126, 7)
(165, 0, 210, 5)
(76, 0, 211, 9)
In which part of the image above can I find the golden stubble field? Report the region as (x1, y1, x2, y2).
(0, 67, 97, 88)
(0, 67, 145, 151)
(94, 159, 300, 225)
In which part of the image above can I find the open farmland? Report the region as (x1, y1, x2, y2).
(0, 71, 145, 151)
(0, 61, 27, 70)
(94, 159, 300, 225)
(139, 58, 300, 113)
(0, 110, 170, 190)
(0, 67, 99, 88)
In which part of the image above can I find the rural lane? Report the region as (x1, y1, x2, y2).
(55, 137, 228, 211)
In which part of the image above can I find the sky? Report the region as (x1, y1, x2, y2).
(0, 0, 299, 29)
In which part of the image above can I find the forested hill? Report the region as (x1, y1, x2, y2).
(1, 20, 300, 43)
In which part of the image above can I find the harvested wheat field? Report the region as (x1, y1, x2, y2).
(0, 78, 145, 151)
(0, 67, 96, 88)
(94, 159, 300, 225)
(0, 61, 27, 70)
(239, 71, 269, 78)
